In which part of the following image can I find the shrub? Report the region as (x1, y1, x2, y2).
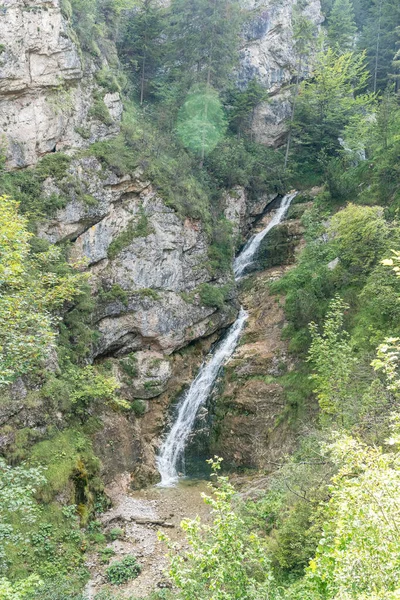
(106, 555, 141, 585)
(108, 527, 124, 541)
(198, 284, 226, 309)
(89, 99, 114, 126)
(131, 399, 147, 417)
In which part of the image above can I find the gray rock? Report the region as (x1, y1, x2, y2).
(0, 0, 122, 167)
(239, 0, 323, 145)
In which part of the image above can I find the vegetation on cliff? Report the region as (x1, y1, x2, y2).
(0, 0, 400, 598)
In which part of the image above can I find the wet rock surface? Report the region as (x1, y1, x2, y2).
(209, 207, 309, 470)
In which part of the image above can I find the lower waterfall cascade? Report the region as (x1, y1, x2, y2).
(157, 191, 297, 486)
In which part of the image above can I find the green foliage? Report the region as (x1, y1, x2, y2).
(327, 0, 357, 52)
(0, 197, 87, 386)
(304, 433, 400, 598)
(28, 429, 101, 504)
(41, 364, 124, 416)
(89, 98, 114, 126)
(176, 86, 227, 159)
(0, 575, 42, 600)
(227, 79, 267, 135)
(358, 0, 400, 91)
(164, 0, 242, 94)
(308, 296, 357, 423)
(106, 555, 141, 585)
(291, 50, 374, 178)
(0, 460, 45, 570)
(107, 208, 151, 259)
(328, 203, 389, 276)
(108, 528, 124, 541)
(89, 105, 212, 223)
(118, 0, 164, 103)
(119, 353, 138, 379)
(0, 154, 71, 220)
(0, 455, 88, 588)
(131, 399, 147, 416)
(98, 284, 129, 307)
(206, 137, 287, 197)
(198, 283, 230, 309)
(160, 458, 276, 600)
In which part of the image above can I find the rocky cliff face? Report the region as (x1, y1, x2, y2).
(39, 156, 238, 361)
(0, 0, 122, 168)
(0, 0, 322, 487)
(240, 0, 323, 146)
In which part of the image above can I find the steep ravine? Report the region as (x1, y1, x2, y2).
(83, 194, 313, 598)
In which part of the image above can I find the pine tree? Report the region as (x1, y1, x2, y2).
(327, 0, 357, 52)
(165, 0, 242, 95)
(359, 0, 400, 91)
(118, 0, 163, 104)
(391, 25, 400, 87)
(284, 5, 318, 169)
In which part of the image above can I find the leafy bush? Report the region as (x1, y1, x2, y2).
(106, 556, 141, 585)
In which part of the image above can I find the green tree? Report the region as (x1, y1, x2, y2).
(305, 433, 400, 598)
(165, 0, 242, 96)
(291, 50, 373, 177)
(327, 0, 357, 52)
(308, 296, 356, 424)
(284, 5, 318, 169)
(176, 86, 227, 163)
(160, 458, 276, 600)
(359, 0, 400, 91)
(328, 203, 389, 275)
(0, 196, 87, 386)
(118, 0, 163, 104)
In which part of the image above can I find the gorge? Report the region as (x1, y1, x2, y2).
(1, 0, 400, 598)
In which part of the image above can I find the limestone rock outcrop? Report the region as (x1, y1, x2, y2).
(0, 0, 122, 168)
(240, 0, 323, 146)
(39, 156, 238, 364)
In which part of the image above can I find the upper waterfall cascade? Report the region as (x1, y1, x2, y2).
(157, 192, 297, 486)
(233, 191, 298, 279)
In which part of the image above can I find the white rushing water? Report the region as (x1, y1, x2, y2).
(157, 308, 248, 486)
(233, 191, 298, 279)
(157, 192, 297, 486)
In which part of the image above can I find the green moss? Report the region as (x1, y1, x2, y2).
(28, 429, 101, 505)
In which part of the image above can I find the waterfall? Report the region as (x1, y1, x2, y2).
(157, 191, 297, 486)
(233, 191, 298, 279)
